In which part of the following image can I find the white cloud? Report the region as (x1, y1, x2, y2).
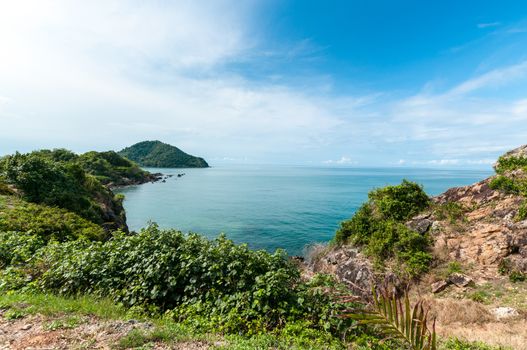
(477, 22, 501, 29)
(0, 1, 525, 167)
(427, 159, 460, 165)
(0, 0, 366, 162)
(323, 156, 356, 165)
(449, 60, 527, 95)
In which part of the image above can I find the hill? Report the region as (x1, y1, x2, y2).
(309, 144, 527, 349)
(0, 148, 161, 232)
(118, 140, 209, 168)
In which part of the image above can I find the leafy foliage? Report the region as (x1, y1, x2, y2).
(494, 155, 527, 174)
(489, 156, 527, 222)
(0, 150, 128, 230)
(0, 195, 107, 242)
(77, 151, 152, 186)
(441, 338, 510, 350)
(2, 224, 354, 336)
(0, 231, 46, 268)
(368, 180, 430, 222)
(119, 140, 209, 168)
(489, 176, 523, 195)
(508, 271, 526, 283)
(344, 288, 437, 350)
(336, 180, 432, 276)
(434, 202, 466, 224)
(517, 200, 527, 221)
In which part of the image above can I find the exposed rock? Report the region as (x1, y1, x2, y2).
(434, 178, 502, 207)
(491, 306, 519, 320)
(494, 144, 527, 170)
(448, 273, 473, 287)
(311, 145, 527, 294)
(406, 213, 433, 234)
(431, 280, 450, 293)
(430, 174, 527, 272)
(309, 247, 374, 297)
(19, 324, 32, 331)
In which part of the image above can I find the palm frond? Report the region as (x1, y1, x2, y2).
(343, 287, 437, 350)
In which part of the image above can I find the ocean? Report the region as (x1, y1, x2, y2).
(116, 165, 492, 256)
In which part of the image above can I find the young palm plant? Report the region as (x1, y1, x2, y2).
(343, 287, 437, 350)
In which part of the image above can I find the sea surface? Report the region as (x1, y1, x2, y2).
(117, 165, 492, 256)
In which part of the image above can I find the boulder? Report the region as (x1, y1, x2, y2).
(309, 247, 374, 297)
(431, 280, 450, 293)
(448, 273, 473, 287)
(406, 213, 433, 234)
(491, 307, 519, 320)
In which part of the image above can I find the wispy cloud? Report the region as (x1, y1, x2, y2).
(0, 1, 525, 168)
(323, 156, 356, 165)
(449, 60, 527, 95)
(477, 22, 501, 29)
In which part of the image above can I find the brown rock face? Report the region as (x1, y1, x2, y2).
(494, 144, 527, 170)
(309, 247, 375, 297)
(432, 174, 527, 273)
(311, 145, 527, 293)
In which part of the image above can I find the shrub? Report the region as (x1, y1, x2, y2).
(335, 180, 432, 276)
(368, 180, 430, 221)
(0, 197, 106, 242)
(17, 224, 355, 335)
(446, 261, 463, 275)
(335, 204, 376, 244)
(0, 151, 126, 230)
(441, 338, 507, 350)
(489, 176, 520, 194)
(434, 202, 466, 224)
(509, 271, 526, 283)
(0, 180, 13, 195)
(0, 231, 46, 267)
(78, 151, 150, 186)
(494, 155, 527, 174)
(517, 201, 527, 221)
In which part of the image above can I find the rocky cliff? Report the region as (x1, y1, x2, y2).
(310, 145, 527, 293)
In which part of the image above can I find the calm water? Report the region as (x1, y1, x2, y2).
(117, 166, 492, 255)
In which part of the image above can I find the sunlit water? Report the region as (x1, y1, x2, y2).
(116, 165, 492, 255)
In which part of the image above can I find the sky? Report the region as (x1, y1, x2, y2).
(0, 0, 527, 167)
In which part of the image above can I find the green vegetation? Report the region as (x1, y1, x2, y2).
(434, 202, 467, 224)
(0, 292, 395, 349)
(468, 290, 491, 303)
(119, 140, 209, 168)
(490, 155, 527, 194)
(345, 288, 437, 350)
(489, 175, 525, 195)
(0, 223, 358, 345)
(0, 149, 141, 230)
(0, 195, 106, 244)
(446, 261, 463, 275)
(440, 338, 511, 350)
(489, 155, 527, 224)
(517, 200, 527, 221)
(77, 150, 152, 186)
(508, 271, 526, 283)
(494, 155, 527, 174)
(336, 180, 432, 276)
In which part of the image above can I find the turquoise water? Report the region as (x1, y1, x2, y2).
(117, 165, 492, 255)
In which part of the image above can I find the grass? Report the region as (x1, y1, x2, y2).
(0, 291, 510, 350)
(0, 292, 346, 349)
(0, 292, 130, 320)
(452, 280, 527, 311)
(440, 338, 513, 350)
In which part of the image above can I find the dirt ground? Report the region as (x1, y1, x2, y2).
(0, 313, 210, 350)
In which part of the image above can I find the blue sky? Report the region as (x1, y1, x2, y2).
(0, 0, 526, 167)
